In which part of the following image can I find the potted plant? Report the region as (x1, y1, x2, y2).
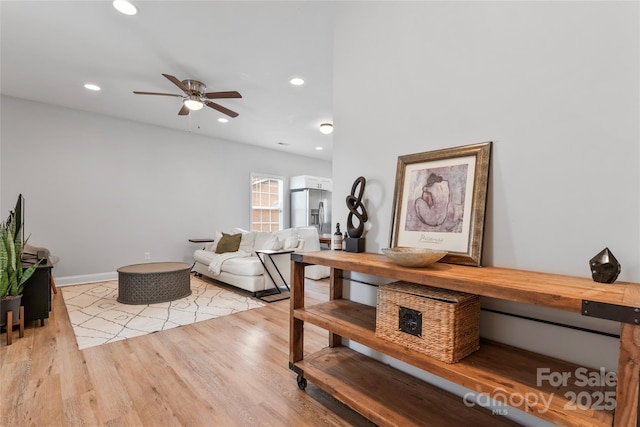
(0, 195, 39, 328)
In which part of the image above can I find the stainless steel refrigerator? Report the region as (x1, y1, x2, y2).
(290, 176, 332, 235)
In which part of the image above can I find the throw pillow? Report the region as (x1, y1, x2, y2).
(261, 234, 283, 251)
(275, 228, 300, 250)
(204, 232, 223, 252)
(215, 232, 242, 254)
(295, 227, 321, 252)
(239, 231, 256, 253)
(283, 229, 300, 250)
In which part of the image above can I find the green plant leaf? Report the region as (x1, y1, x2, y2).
(0, 198, 33, 297)
(13, 194, 22, 241)
(0, 271, 8, 297)
(17, 262, 40, 294)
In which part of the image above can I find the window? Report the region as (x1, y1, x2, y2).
(251, 174, 284, 232)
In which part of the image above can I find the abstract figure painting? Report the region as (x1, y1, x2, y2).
(390, 142, 492, 267)
(409, 165, 468, 233)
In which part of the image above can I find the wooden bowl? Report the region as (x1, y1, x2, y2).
(381, 247, 447, 268)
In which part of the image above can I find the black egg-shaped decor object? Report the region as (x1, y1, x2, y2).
(589, 247, 621, 284)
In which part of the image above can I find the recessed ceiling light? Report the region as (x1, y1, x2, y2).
(319, 123, 333, 134)
(113, 0, 137, 16)
(315, 147, 323, 151)
(289, 77, 304, 86)
(218, 118, 229, 123)
(84, 83, 101, 91)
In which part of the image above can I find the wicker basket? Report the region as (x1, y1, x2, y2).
(376, 281, 480, 363)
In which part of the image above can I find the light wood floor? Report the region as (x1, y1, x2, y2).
(0, 277, 374, 427)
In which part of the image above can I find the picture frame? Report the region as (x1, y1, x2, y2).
(390, 141, 492, 267)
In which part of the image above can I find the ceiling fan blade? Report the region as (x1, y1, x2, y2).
(133, 91, 183, 97)
(162, 73, 191, 94)
(205, 101, 239, 118)
(178, 104, 190, 115)
(204, 91, 242, 99)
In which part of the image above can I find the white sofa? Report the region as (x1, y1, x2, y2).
(192, 226, 329, 294)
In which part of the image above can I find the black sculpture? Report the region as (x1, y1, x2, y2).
(589, 247, 621, 284)
(346, 176, 368, 238)
(345, 176, 368, 252)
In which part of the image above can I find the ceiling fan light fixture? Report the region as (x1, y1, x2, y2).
(113, 0, 138, 16)
(133, 73, 241, 118)
(184, 97, 204, 111)
(218, 118, 229, 123)
(319, 123, 333, 134)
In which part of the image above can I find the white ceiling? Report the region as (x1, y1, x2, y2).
(0, 1, 334, 160)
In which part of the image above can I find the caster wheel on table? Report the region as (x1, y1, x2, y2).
(297, 375, 307, 390)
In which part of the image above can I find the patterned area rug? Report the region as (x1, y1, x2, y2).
(61, 275, 265, 350)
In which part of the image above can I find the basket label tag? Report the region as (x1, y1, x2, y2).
(399, 306, 422, 337)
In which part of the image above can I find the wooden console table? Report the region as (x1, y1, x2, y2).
(289, 251, 640, 426)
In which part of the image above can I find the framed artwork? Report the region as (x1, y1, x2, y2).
(390, 141, 492, 267)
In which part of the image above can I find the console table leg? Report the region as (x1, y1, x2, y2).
(329, 268, 343, 348)
(289, 261, 306, 364)
(614, 323, 640, 426)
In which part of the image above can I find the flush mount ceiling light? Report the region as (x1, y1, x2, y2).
(84, 83, 101, 91)
(113, 0, 137, 15)
(184, 96, 204, 111)
(289, 77, 304, 86)
(319, 123, 333, 134)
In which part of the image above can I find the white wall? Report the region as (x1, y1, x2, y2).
(332, 2, 638, 425)
(1, 96, 330, 283)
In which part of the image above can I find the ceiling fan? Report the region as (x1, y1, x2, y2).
(133, 73, 242, 118)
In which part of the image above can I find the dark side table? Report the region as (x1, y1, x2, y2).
(21, 258, 53, 326)
(254, 249, 294, 294)
(188, 238, 215, 245)
(188, 238, 215, 270)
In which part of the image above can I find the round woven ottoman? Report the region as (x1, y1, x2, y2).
(117, 262, 191, 305)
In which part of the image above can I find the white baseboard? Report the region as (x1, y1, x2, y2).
(56, 272, 117, 287)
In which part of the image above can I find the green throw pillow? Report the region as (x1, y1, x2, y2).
(215, 233, 242, 254)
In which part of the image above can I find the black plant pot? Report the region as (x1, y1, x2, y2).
(0, 295, 22, 328)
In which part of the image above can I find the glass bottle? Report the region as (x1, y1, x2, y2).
(333, 223, 342, 250)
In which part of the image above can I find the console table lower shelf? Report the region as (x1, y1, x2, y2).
(292, 300, 615, 426)
(291, 346, 518, 426)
